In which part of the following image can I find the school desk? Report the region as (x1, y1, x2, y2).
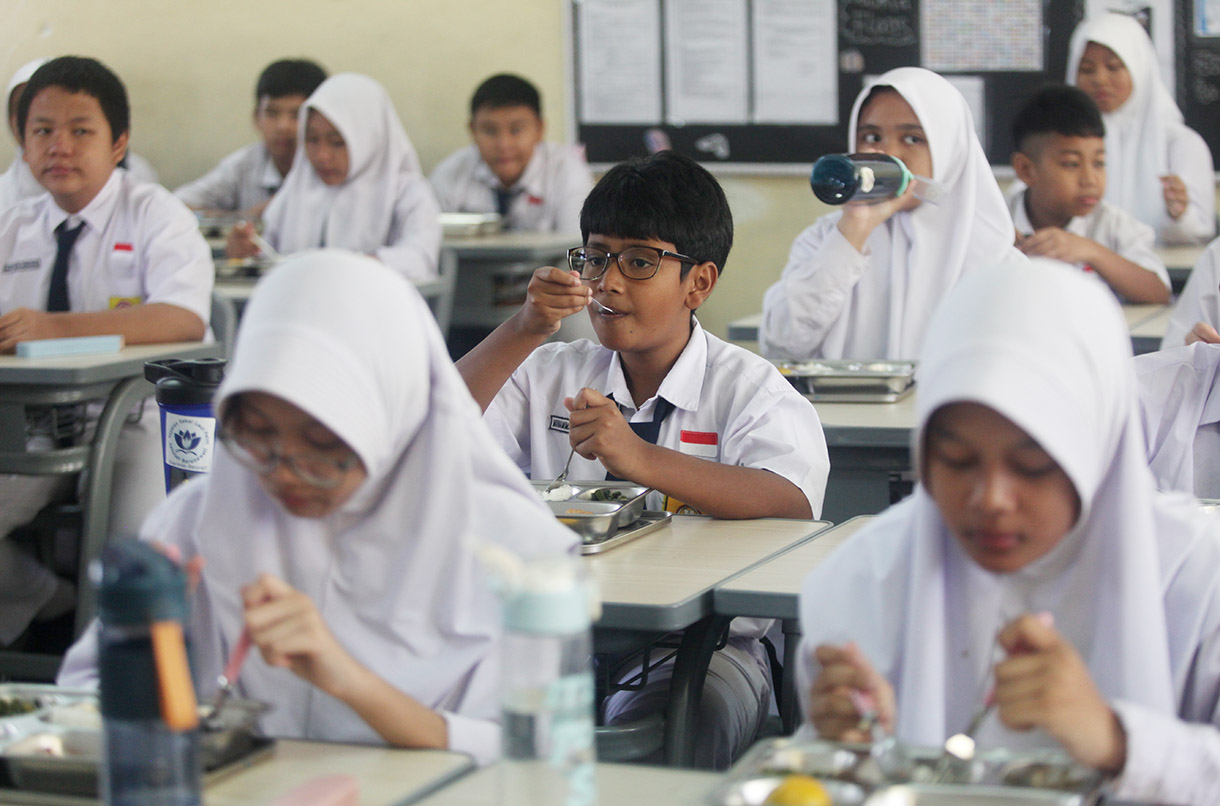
(0, 341, 221, 677)
(813, 394, 918, 523)
(0, 739, 475, 805)
(412, 761, 718, 806)
(714, 516, 874, 733)
(728, 304, 1174, 357)
(1129, 304, 1174, 354)
(441, 231, 573, 331)
(1156, 244, 1205, 295)
(585, 514, 830, 767)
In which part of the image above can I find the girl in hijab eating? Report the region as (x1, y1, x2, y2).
(60, 250, 576, 763)
(1068, 13, 1215, 245)
(760, 67, 1023, 362)
(797, 259, 1220, 803)
(228, 74, 442, 282)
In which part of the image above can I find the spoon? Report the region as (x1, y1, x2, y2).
(849, 689, 912, 783)
(933, 687, 996, 783)
(206, 628, 252, 725)
(248, 230, 280, 260)
(588, 297, 619, 315)
(543, 446, 577, 495)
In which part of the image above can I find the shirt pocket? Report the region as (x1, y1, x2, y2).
(104, 247, 145, 302)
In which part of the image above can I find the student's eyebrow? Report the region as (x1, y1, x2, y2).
(926, 424, 962, 442)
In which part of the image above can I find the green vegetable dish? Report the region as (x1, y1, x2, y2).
(589, 489, 629, 502)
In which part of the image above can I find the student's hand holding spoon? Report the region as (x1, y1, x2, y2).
(809, 642, 896, 742)
(225, 221, 260, 259)
(514, 266, 591, 337)
(564, 387, 643, 480)
(242, 573, 361, 700)
(993, 613, 1126, 774)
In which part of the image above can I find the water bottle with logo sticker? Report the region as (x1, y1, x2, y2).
(810, 153, 948, 206)
(144, 359, 226, 494)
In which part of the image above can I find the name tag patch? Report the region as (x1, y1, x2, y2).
(679, 430, 718, 459)
(549, 415, 570, 434)
(3, 258, 40, 274)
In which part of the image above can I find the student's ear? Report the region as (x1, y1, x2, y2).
(1011, 152, 1036, 186)
(109, 130, 130, 167)
(684, 261, 719, 310)
(467, 118, 476, 138)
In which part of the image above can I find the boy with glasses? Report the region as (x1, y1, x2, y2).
(457, 151, 829, 767)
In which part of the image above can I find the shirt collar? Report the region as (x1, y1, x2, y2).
(600, 318, 708, 416)
(47, 169, 121, 234)
(1011, 189, 1089, 237)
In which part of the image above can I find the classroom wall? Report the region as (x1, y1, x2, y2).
(0, 0, 823, 342)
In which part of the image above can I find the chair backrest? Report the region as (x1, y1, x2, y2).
(210, 291, 238, 359)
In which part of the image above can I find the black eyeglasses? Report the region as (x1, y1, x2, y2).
(218, 425, 360, 488)
(567, 246, 698, 281)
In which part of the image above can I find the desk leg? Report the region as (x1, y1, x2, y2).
(664, 613, 730, 767)
(73, 377, 152, 636)
(780, 619, 803, 734)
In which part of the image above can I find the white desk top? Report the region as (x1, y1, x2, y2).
(1155, 245, 1204, 272)
(0, 342, 220, 385)
(206, 739, 473, 806)
(813, 393, 917, 433)
(412, 761, 718, 806)
(442, 231, 573, 258)
(1130, 305, 1172, 341)
(586, 515, 828, 631)
(715, 516, 876, 620)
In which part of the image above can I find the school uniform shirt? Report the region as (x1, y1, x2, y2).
(1068, 14, 1216, 246)
(262, 74, 441, 283)
(0, 168, 212, 324)
(0, 157, 44, 211)
(1007, 187, 1169, 298)
(173, 142, 282, 212)
(797, 259, 1220, 806)
(759, 67, 1022, 362)
(60, 250, 577, 764)
(429, 142, 594, 235)
(1134, 342, 1220, 499)
(484, 318, 829, 517)
(1163, 236, 1220, 347)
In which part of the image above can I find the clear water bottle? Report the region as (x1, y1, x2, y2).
(98, 540, 201, 806)
(810, 153, 912, 205)
(500, 557, 597, 806)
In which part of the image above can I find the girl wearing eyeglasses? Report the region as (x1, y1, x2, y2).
(60, 250, 575, 764)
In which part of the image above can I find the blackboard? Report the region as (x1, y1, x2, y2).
(568, 0, 1159, 169)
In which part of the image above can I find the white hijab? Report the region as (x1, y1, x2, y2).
(834, 67, 1020, 360)
(1134, 342, 1220, 496)
(141, 250, 575, 745)
(1067, 13, 1182, 231)
(0, 59, 47, 206)
(798, 259, 1220, 749)
(262, 74, 423, 254)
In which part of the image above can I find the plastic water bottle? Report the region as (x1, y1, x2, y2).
(810, 153, 912, 205)
(144, 358, 227, 494)
(500, 557, 597, 806)
(98, 540, 201, 806)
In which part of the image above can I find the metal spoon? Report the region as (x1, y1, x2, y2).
(849, 689, 912, 783)
(206, 628, 252, 726)
(588, 297, 619, 315)
(543, 446, 577, 494)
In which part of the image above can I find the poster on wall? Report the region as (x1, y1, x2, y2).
(922, 0, 1043, 72)
(664, 0, 749, 124)
(752, 0, 838, 124)
(578, 0, 663, 123)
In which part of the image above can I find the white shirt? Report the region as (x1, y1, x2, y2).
(760, 67, 1022, 362)
(430, 142, 593, 236)
(1164, 236, 1220, 348)
(0, 169, 212, 324)
(173, 142, 282, 212)
(0, 157, 45, 211)
(1008, 188, 1169, 298)
(1134, 342, 1220, 499)
(484, 319, 830, 518)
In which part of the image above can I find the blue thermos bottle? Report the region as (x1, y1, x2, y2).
(810, 153, 911, 205)
(144, 358, 226, 494)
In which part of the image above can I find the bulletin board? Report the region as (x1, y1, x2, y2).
(568, 0, 1090, 170)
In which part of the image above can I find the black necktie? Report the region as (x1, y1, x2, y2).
(494, 188, 518, 217)
(47, 220, 85, 312)
(605, 396, 676, 481)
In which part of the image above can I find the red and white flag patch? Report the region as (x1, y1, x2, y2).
(113, 242, 133, 252)
(679, 429, 718, 459)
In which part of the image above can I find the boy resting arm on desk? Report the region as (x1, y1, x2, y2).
(0, 56, 211, 353)
(458, 151, 828, 521)
(1009, 85, 1169, 304)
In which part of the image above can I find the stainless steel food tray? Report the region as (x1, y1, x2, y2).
(775, 359, 917, 402)
(534, 481, 651, 540)
(440, 212, 503, 237)
(579, 511, 672, 554)
(709, 738, 1101, 806)
(0, 687, 274, 798)
(214, 256, 276, 279)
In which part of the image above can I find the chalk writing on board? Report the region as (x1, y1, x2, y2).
(839, 0, 918, 47)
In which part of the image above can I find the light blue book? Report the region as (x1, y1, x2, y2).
(16, 335, 125, 358)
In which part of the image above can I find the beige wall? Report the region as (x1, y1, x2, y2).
(0, 1, 830, 341)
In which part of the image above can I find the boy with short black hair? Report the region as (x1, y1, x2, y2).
(430, 73, 593, 234)
(0, 56, 212, 647)
(1009, 84, 1169, 303)
(458, 152, 829, 767)
(175, 58, 327, 218)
